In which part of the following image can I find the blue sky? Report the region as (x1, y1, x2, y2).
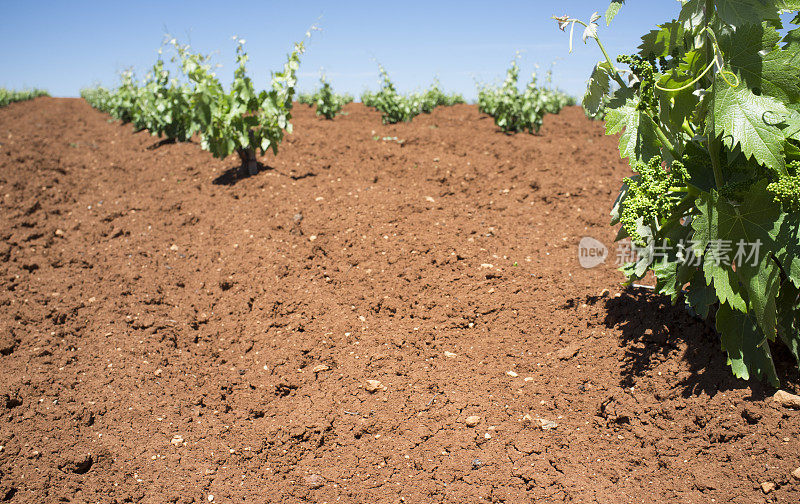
(0, 1, 684, 100)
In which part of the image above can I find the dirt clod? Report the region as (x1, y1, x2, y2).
(465, 415, 481, 427)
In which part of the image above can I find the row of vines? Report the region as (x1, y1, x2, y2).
(64, 0, 800, 386)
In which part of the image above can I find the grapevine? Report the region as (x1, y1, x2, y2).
(362, 67, 465, 124)
(0, 88, 49, 108)
(557, 2, 800, 385)
(302, 75, 353, 119)
(477, 55, 574, 134)
(84, 32, 311, 176)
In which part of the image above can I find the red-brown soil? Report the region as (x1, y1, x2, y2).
(1, 97, 799, 503)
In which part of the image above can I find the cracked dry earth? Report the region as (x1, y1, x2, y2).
(1, 97, 799, 504)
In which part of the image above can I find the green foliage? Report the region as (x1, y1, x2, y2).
(559, 0, 800, 385)
(83, 33, 309, 174)
(364, 64, 420, 124)
(80, 86, 112, 111)
(296, 91, 316, 106)
(314, 77, 352, 119)
(173, 36, 307, 168)
(125, 58, 198, 141)
(361, 67, 464, 124)
(0, 88, 49, 108)
(83, 70, 143, 124)
(417, 78, 466, 113)
(477, 56, 574, 134)
(300, 76, 353, 119)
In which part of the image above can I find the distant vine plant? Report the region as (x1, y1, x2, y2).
(312, 74, 353, 119)
(555, 0, 800, 385)
(173, 33, 310, 175)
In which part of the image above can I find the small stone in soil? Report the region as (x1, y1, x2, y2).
(773, 390, 800, 409)
(293, 213, 303, 224)
(303, 474, 324, 489)
(171, 435, 184, 446)
(535, 418, 558, 431)
(761, 482, 775, 494)
(556, 344, 580, 360)
(792, 467, 800, 481)
(444, 351, 457, 358)
(472, 459, 483, 470)
(365, 380, 386, 393)
(465, 415, 481, 427)
(506, 370, 518, 377)
(311, 364, 330, 373)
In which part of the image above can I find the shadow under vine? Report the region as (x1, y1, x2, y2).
(601, 289, 798, 398)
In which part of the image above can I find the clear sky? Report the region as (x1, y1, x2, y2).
(0, 1, 685, 100)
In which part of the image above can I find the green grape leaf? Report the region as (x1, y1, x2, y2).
(633, 219, 655, 277)
(698, 182, 779, 251)
(662, 88, 699, 136)
(607, 86, 635, 111)
(605, 96, 661, 163)
(781, 109, 800, 138)
(692, 184, 780, 311)
(772, 212, 800, 287)
(615, 224, 630, 242)
(658, 49, 706, 91)
(655, 255, 695, 304)
(654, 260, 680, 301)
(711, 75, 789, 174)
(679, 0, 705, 34)
(738, 255, 781, 340)
(687, 269, 718, 318)
(639, 21, 686, 58)
(610, 180, 629, 225)
(776, 279, 800, 366)
(785, 20, 800, 57)
(683, 142, 718, 192)
(656, 50, 704, 136)
(714, 0, 785, 28)
(719, 23, 800, 105)
(584, 61, 612, 116)
(703, 255, 748, 311)
(605, 0, 625, 26)
(716, 303, 779, 386)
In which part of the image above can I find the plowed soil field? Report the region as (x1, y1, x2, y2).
(1, 97, 799, 503)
